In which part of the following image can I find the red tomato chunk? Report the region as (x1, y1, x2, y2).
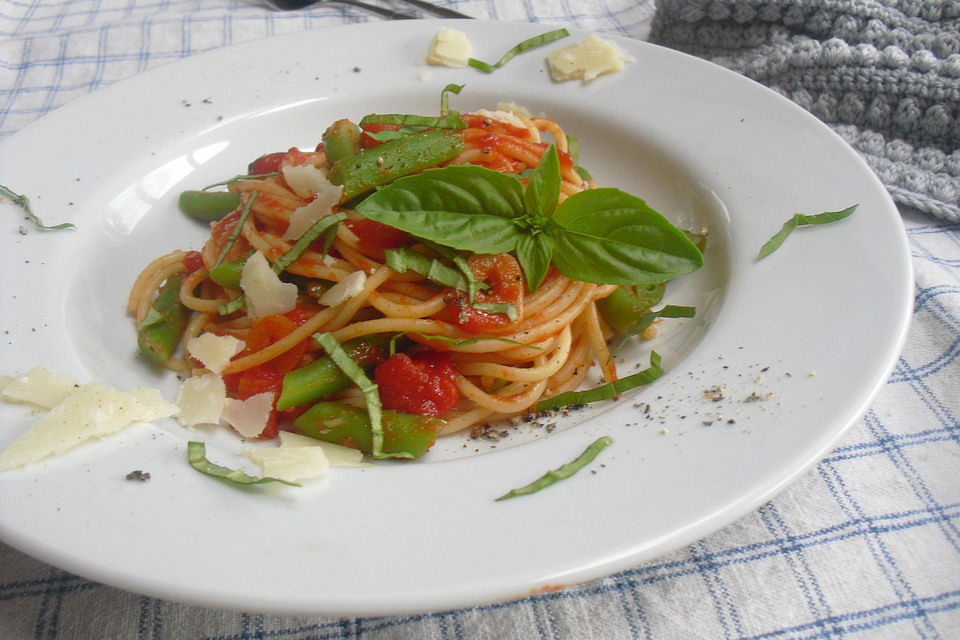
(375, 350, 459, 417)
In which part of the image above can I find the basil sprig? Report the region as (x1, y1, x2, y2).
(355, 145, 703, 291)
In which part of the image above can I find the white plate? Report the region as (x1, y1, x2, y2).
(0, 20, 911, 616)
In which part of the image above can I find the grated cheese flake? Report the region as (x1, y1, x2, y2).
(283, 180, 343, 241)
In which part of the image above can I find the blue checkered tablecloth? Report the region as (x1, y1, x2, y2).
(1, 1, 959, 638)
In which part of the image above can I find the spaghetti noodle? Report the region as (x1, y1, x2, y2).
(128, 101, 701, 457)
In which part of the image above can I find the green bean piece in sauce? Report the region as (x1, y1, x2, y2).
(495, 436, 613, 501)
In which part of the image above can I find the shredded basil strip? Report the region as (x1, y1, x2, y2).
(218, 295, 246, 316)
(440, 83, 465, 116)
(388, 331, 538, 356)
(273, 212, 346, 273)
(365, 126, 431, 142)
(536, 351, 664, 412)
(468, 28, 570, 73)
(574, 165, 593, 181)
(202, 173, 280, 190)
(313, 332, 411, 459)
(359, 112, 466, 130)
(495, 435, 612, 501)
(1, 184, 76, 232)
(637, 304, 696, 329)
(419, 240, 487, 302)
(385, 247, 475, 292)
(187, 441, 299, 487)
(137, 306, 164, 330)
(758, 205, 857, 259)
(472, 301, 519, 322)
(213, 190, 257, 268)
(567, 136, 580, 164)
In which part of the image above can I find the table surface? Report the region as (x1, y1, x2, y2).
(1, 1, 958, 639)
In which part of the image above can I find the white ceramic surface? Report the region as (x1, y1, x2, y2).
(0, 20, 911, 616)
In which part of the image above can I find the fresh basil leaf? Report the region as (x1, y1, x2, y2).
(574, 166, 592, 181)
(515, 233, 553, 292)
(757, 205, 857, 259)
(549, 189, 703, 285)
(355, 166, 525, 254)
(524, 144, 561, 220)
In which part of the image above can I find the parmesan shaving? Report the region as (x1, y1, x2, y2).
(187, 333, 245, 374)
(222, 392, 274, 439)
(1, 366, 79, 409)
(425, 28, 471, 68)
(0, 382, 178, 470)
(469, 109, 527, 129)
(279, 431, 368, 467)
(282, 181, 343, 241)
(241, 445, 329, 483)
(240, 251, 298, 320)
(546, 34, 634, 82)
(281, 164, 335, 200)
(319, 270, 367, 307)
(175, 373, 226, 427)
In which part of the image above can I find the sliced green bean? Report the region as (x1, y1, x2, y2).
(277, 334, 390, 410)
(328, 129, 464, 202)
(178, 190, 242, 222)
(596, 283, 665, 337)
(293, 402, 443, 459)
(322, 119, 363, 165)
(495, 436, 613, 501)
(209, 258, 247, 289)
(138, 275, 189, 364)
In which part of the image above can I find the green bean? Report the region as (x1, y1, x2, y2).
(495, 436, 613, 501)
(178, 190, 241, 222)
(277, 335, 390, 410)
(293, 402, 443, 459)
(596, 284, 665, 337)
(328, 129, 464, 202)
(322, 119, 363, 165)
(208, 258, 246, 289)
(138, 275, 189, 364)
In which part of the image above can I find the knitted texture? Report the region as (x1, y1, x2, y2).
(649, 0, 960, 221)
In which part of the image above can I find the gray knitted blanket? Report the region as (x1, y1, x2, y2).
(649, 0, 960, 221)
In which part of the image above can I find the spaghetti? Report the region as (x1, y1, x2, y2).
(128, 102, 701, 457)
